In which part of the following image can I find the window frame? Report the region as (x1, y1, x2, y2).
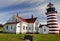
(29, 27, 32, 30)
(23, 26, 25, 30)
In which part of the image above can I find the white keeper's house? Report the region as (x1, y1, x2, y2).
(3, 14, 41, 34)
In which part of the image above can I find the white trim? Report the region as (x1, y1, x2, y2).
(48, 25, 58, 27)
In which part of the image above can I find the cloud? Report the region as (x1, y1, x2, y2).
(0, 0, 60, 25)
(0, 0, 27, 8)
(0, 0, 51, 24)
(0, 0, 46, 8)
(0, 12, 15, 24)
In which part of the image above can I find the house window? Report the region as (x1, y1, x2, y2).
(18, 26, 20, 27)
(26, 27, 28, 29)
(29, 27, 31, 30)
(11, 26, 12, 29)
(35, 27, 36, 30)
(23, 26, 25, 30)
(6, 26, 8, 29)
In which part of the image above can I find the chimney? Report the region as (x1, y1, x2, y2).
(31, 14, 33, 18)
(17, 12, 18, 16)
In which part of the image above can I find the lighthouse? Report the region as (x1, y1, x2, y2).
(45, 1, 59, 34)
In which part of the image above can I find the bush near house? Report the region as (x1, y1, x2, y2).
(0, 24, 3, 30)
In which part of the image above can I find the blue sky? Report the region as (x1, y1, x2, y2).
(0, 0, 60, 26)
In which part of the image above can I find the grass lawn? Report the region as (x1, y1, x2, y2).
(33, 34, 60, 41)
(0, 33, 25, 41)
(0, 34, 60, 41)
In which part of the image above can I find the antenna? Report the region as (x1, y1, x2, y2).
(47, 0, 53, 7)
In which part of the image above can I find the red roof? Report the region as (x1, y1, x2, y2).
(16, 16, 37, 23)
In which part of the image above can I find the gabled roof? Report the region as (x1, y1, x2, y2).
(39, 24, 48, 28)
(16, 15, 37, 23)
(4, 14, 37, 25)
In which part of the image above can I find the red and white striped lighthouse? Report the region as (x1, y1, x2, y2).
(46, 1, 59, 34)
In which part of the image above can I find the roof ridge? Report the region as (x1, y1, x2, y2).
(16, 15, 37, 23)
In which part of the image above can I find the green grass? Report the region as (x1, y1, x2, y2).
(0, 34, 60, 41)
(0, 33, 25, 41)
(33, 34, 60, 41)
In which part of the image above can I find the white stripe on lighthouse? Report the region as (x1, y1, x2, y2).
(47, 16, 57, 18)
(49, 31, 59, 33)
(47, 20, 57, 21)
(47, 14, 57, 16)
(48, 25, 58, 27)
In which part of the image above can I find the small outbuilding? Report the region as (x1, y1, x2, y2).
(39, 24, 49, 34)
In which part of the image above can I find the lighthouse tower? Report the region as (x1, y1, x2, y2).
(46, 1, 59, 34)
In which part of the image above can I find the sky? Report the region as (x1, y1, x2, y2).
(0, 0, 60, 26)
